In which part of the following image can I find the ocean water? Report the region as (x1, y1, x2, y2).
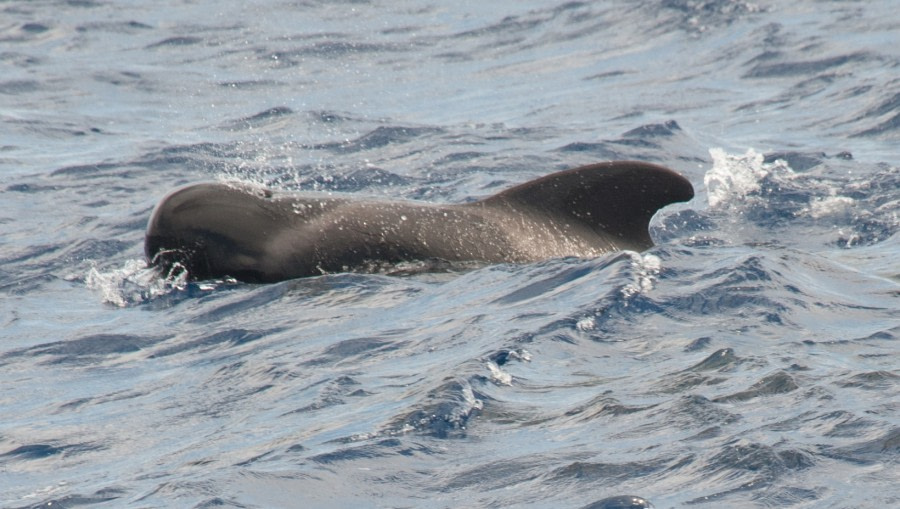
(1, 1, 898, 508)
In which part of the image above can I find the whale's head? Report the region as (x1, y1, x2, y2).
(145, 183, 288, 283)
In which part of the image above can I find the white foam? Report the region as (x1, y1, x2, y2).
(486, 361, 513, 385)
(576, 316, 596, 331)
(800, 195, 856, 219)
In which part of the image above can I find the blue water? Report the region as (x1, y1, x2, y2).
(1, 1, 898, 508)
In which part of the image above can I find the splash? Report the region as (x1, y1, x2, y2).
(705, 148, 774, 208)
(620, 252, 662, 299)
(85, 259, 190, 307)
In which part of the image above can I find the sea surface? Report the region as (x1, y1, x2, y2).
(1, 1, 898, 508)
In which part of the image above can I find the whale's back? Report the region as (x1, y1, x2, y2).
(476, 161, 695, 252)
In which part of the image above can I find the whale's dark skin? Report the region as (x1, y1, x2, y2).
(145, 161, 694, 283)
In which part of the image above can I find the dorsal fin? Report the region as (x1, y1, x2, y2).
(478, 161, 694, 250)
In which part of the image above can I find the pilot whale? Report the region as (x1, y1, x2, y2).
(145, 161, 694, 283)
